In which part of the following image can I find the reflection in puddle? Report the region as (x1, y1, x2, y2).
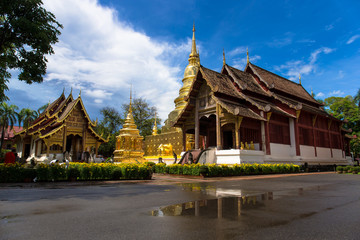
(151, 193, 272, 219)
(151, 185, 323, 220)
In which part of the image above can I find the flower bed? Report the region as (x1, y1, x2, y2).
(0, 162, 153, 183)
(154, 163, 300, 177)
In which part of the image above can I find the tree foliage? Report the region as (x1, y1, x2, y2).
(0, 102, 18, 148)
(0, 0, 63, 101)
(94, 107, 123, 158)
(122, 97, 160, 137)
(324, 91, 360, 157)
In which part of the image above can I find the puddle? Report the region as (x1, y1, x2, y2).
(151, 185, 325, 221)
(151, 193, 269, 219)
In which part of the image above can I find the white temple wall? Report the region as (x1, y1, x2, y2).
(300, 145, 315, 158)
(270, 143, 292, 158)
(332, 149, 343, 159)
(316, 147, 332, 159)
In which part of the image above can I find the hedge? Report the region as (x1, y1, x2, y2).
(154, 163, 300, 177)
(0, 162, 153, 183)
(336, 165, 360, 174)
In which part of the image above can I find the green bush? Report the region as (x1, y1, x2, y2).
(111, 168, 122, 180)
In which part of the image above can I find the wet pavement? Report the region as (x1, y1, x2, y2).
(1, 173, 360, 240)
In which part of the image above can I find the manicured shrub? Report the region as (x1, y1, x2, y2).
(111, 168, 122, 180)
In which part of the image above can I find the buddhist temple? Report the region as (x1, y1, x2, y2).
(145, 25, 354, 166)
(171, 44, 354, 165)
(14, 90, 107, 162)
(113, 91, 145, 163)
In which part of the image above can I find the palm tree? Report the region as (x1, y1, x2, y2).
(0, 102, 18, 149)
(17, 108, 26, 127)
(37, 103, 49, 115)
(22, 108, 38, 128)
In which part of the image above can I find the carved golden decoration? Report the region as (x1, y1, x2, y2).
(266, 112, 272, 121)
(312, 115, 317, 127)
(296, 110, 301, 122)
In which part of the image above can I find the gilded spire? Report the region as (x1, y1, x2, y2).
(152, 113, 158, 135)
(190, 23, 197, 57)
(129, 85, 133, 113)
(247, 48, 249, 64)
(299, 73, 302, 85)
(223, 48, 226, 65)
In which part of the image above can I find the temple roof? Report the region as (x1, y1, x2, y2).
(246, 63, 320, 105)
(16, 92, 106, 142)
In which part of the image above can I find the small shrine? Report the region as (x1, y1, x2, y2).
(113, 91, 145, 163)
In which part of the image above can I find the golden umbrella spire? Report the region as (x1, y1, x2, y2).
(129, 84, 132, 113)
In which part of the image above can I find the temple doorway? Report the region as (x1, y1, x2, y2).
(66, 134, 83, 161)
(199, 115, 216, 148)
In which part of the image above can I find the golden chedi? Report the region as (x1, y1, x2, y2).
(113, 93, 145, 163)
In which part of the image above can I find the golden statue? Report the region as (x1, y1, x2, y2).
(250, 141, 255, 150)
(113, 89, 145, 163)
(158, 144, 173, 156)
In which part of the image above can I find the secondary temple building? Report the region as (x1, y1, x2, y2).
(15, 91, 107, 162)
(151, 25, 353, 166)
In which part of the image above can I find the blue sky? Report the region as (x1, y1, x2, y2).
(7, 0, 360, 124)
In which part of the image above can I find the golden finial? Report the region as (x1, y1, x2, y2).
(223, 48, 226, 65)
(129, 84, 132, 113)
(311, 88, 314, 97)
(152, 113, 158, 135)
(70, 87, 73, 96)
(299, 73, 301, 85)
(190, 22, 198, 58)
(62, 87, 65, 95)
(247, 48, 249, 64)
(79, 88, 81, 97)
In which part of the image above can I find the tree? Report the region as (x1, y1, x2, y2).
(37, 103, 49, 115)
(324, 95, 360, 157)
(95, 107, 123, 157)
(0, 102, 18, 148)
(354, 88, 360, 108)
(324, 96, 360, 132)
(122, 97, 160, 137)
(0, 0, 63, 101)
(21, 108, 38, 128)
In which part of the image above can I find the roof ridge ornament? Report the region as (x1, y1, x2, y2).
(299, 73, 301, 85)
(247, 48, 249, 64)
(223, 48, 226, 66)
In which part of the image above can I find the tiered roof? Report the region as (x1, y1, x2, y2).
(173, 60, 340, 127)
(16, 92, 107, 142)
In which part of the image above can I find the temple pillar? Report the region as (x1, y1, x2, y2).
(182, 126, 186, 152)
(289, 118, 296, 156)
(216, 104, 222, 150)
(63, 125, 67, 153)
(195, 99, 199, 149)
(82, 125, 87, 152)
(260, 112, 266, 152)
(46, 139, 50, 157)
(312, 115, 317, 157)
(294, 120, 300, 156)
(265, 112, 272, 155)
(328, 120, 333, 158)
(235, 116, 243, 149)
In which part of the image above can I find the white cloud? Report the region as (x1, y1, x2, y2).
(267, 32, 294, 48)
(228, 47, 246, 57)
(274, 47, 335, 81)
(40, 0, 191, 123)
(329, 90, 345, 96)
(325, 24, 334, 31)
(316, 92, 325, 98)
(346, 35, 360, 44)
